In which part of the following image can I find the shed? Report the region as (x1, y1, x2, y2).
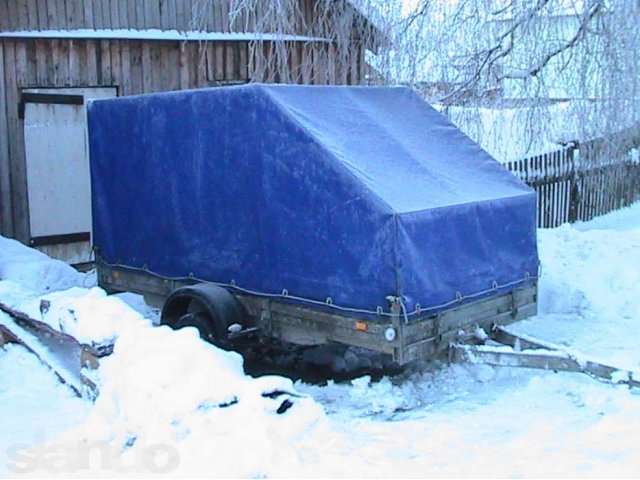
(88, 84, 538, 315)
(0, 0, 379, 264)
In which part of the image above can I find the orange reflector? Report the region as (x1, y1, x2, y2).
(113, 271, 121, 280)
(355, 321, 368, 332)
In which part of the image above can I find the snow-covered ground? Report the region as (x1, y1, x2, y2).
(1, 204, 640, 478)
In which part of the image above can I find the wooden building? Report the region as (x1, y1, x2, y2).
(0, 0, 379, 264)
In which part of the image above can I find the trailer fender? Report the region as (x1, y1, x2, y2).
(161, 284, 246, 349)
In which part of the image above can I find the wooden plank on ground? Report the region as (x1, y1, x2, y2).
(451, 343, 640, 389)
(0, 324, 18, 346)
(0, 307, 104, 399)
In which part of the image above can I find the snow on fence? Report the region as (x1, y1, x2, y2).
(506, 141, 640, 228)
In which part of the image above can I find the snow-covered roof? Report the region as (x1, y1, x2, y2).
(0, 29, 328, 43)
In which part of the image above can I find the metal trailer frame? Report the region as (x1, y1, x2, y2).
(97, 261, 538, 365)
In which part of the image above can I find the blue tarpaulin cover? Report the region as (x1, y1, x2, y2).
(88, 84, 538, 318)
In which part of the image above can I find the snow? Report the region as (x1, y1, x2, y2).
(57, 324, 331, 477)
(0, 344, 90, 477)
(0, 285, 150, 347)
(0, 236, 85, 295)
(1, 202, 640, 477)
(512, 216, 640, 370)
(0, 29, 327, 43)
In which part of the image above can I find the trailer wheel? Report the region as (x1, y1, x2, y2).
(161, 284, 246, 350)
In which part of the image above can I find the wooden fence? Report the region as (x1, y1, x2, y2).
(505, 142, 640, 228)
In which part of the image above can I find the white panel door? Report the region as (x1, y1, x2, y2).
(23, 87, 117, 265)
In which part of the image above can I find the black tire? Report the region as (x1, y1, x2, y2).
(161, 283, 246, 349)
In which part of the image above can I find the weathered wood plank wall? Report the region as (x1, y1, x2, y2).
(0, 0, 267, 33)
(0, 36, 255, 240)
(1, 0, 371, 38)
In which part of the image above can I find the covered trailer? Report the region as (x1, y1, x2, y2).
(88, 84, 538, 364)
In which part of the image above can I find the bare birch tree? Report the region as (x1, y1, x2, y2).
(395, 0, 640, 161)
(189, 0, 640, 162)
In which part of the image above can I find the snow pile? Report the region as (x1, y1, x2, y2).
(54, 324, 345, 477)
(4, 286, 149, 347)
(0, 236, 144, 347)
(0, 235, 348, 476)
(537, 224, 640, 318)
(510, 211, 640, 369)
(0, 236, 84, 294)
(0, 235, 345, 476)
(0, 343, 91, 477)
